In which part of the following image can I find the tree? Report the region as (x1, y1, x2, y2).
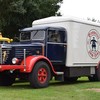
(0, 0, 62, 38)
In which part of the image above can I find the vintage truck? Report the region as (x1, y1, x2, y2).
(0, 16, 100, 88)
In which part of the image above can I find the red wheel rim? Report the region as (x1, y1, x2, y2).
(38, 68, 47, 84)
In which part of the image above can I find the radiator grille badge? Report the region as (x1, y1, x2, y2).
(2, 51, 7, 62)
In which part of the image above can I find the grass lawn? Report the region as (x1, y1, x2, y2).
(0, 77, 100, 100)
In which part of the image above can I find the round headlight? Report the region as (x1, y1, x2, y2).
(12, 58, 19, 64)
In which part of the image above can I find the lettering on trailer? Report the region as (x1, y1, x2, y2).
(87, 29, 100, 59)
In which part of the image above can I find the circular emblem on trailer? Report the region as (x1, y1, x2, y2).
(87, 29, 100, 59)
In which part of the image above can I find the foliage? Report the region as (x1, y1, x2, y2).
(0, 0, 62, 38)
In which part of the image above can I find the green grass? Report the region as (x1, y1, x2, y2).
(0, 77, 100, 100)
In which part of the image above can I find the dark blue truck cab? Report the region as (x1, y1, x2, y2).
(0, 26, 67, 88)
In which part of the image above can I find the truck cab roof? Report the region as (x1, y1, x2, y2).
(19, 26, 66, 42)
(20, 26, 65, 32)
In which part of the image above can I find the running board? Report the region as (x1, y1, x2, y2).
(55, 72, 64, 81)
(56, 72, 64, 75)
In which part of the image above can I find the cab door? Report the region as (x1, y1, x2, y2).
(46, 28, 67, 65)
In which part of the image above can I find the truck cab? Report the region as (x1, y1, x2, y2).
(0, 26, 67, 88)
(20, 26, 67, 65)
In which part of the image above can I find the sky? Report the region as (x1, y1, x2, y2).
(60, 0, 100, 20)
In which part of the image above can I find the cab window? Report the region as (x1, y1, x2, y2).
(48, 30, 66, 43)
(20, 32, 31, 41)
(58, 30, 67, 43)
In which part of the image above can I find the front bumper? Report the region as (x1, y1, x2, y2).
(0, 65, 24, 72)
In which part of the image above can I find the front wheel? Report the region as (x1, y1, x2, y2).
(29, 61, 51, 88)
(0, 71, 15, 86)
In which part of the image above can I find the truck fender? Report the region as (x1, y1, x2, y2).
(20, 55, 57, 74)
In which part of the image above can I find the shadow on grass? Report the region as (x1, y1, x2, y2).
(49, 79, 90, 87)
(0, 78, 99, 90)
(0, 80, 32, 90)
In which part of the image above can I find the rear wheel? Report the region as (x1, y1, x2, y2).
(88, 66, 100, 81)
(88, 75, 98, 81)
(96, 66, 100, 81)
(29, 61, 51, 88)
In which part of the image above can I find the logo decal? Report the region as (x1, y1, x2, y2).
(87, 29, 100, 59)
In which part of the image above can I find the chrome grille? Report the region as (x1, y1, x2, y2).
(0, 48, 2, 64)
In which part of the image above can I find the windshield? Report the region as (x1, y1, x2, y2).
(32, 30, 45, 40)
(20, 30, 45, 41)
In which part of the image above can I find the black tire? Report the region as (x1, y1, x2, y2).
(96, 66, 100, 81)
(88, 75, 98, 81)
(29, 61, 51, 88)
(0, 72, 15, 86)
(64, 77, 78, 82)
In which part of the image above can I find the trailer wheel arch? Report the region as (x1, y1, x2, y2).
(96, 62, 100, 81)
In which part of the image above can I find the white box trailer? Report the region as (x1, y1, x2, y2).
(32, 17, 100, 66)
(32, 16, 100, 81)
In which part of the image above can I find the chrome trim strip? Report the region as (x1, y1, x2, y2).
(24, 49, 26, 70)
(51, 60, 62, 62)
(47, 42, 67, 45)
(73, 63, 97, 65)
